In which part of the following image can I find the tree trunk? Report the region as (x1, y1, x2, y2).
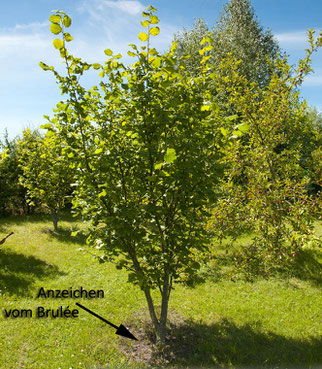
(144, 268, 170, 344)
(158, 268, 170, 343)
(130, 247, 171, 344)
(51, 209, 59, 231)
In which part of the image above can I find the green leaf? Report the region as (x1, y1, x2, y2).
(50, 23, 62, 35)
(201, 104, 211, 111)
(53, 39, 64, 49)
(99, 71, 105, 77)
(155, 163, 163, 170)
(141, 20, 150, 27)
(147, 5, 157, 11)
(199, 45, 213, 55)
(127, 51, 136, 57)
(60, 47, 67, 57)
(49, 15, 61, 23)
(92, 63, 101, 70)
(164, 148, 177, 164)
(39, 62, 49, 70)
(94, 148, 103, 154)
(40, 123, 52, 130)
(149, 27, 160, 36)
(138, 32, 149, 41)
(151, 57, 161, 68)
(220, 128, 229, 137)
(150, 15, 159, 24)
(226, 115, 238, 121)
(64, 32, 73, 42)
(45, 130, 55, 137)
(104, 48, 113, 56)
(201, 55, 211, 64)
(200, 36, 212, 45)
(53, 10, 66, 15)
(149, 48, 158, 56)
(62, 15, 72, 28)
(98, 189, 107, 198)
(236, 122, 250, 132)
(128, 44, 138, 51)
(231, 130, 243, 138)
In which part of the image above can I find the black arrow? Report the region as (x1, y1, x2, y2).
(75, 302, 138, 341)
(0, 232, 14, 245)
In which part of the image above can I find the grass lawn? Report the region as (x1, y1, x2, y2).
(0, 214, 321, 369)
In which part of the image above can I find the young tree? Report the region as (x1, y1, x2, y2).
(40, 5, 321, 343)
(40, 8, 224, 343)
(204, 31, 322, 278)
(18, 129, 73, 230)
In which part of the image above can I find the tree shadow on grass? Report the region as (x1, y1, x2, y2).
(0, 248, 65, 297)
(164, 318, 321, 368)
(288, 250, 322, 286)
(44, 227, 87, 246)
(205, 248, 321, 287)
(0, 211, 81, 229)
(0, 213, 50, 228)
(128, 315, 322, 368)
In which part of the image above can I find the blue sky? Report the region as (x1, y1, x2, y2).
(1, 0, 322, 139)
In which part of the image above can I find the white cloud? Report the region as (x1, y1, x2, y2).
(303, 74, 322, 86)
(104, 0, 145, 15)
(275, 30, 307, 44)
(0, 3, 180, 138)
(0, 34, 48, 57)
(0, 21, 50, 63)
(13, 21, 49, 32)
(0, 25, 60, 80)
(0, 20, 64, 139)
(76, 0, 178, 59)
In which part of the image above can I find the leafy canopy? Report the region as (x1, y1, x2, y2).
(41, 6, 225, 342)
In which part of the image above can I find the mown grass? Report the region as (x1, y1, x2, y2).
(0, 214, 321, 369)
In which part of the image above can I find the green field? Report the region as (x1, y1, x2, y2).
(0, 214, 321, 369)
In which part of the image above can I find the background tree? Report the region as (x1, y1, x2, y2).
(0, 131, 29, 216)
(18, 129, 73, 230)
(175, 0, 281, 87)
(174, 18, 209, 76)
(299, 107, 322, 196)
(41, 8, 224, 343)
(204, 32, 322, 278)
(211, 0, 281, 87)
